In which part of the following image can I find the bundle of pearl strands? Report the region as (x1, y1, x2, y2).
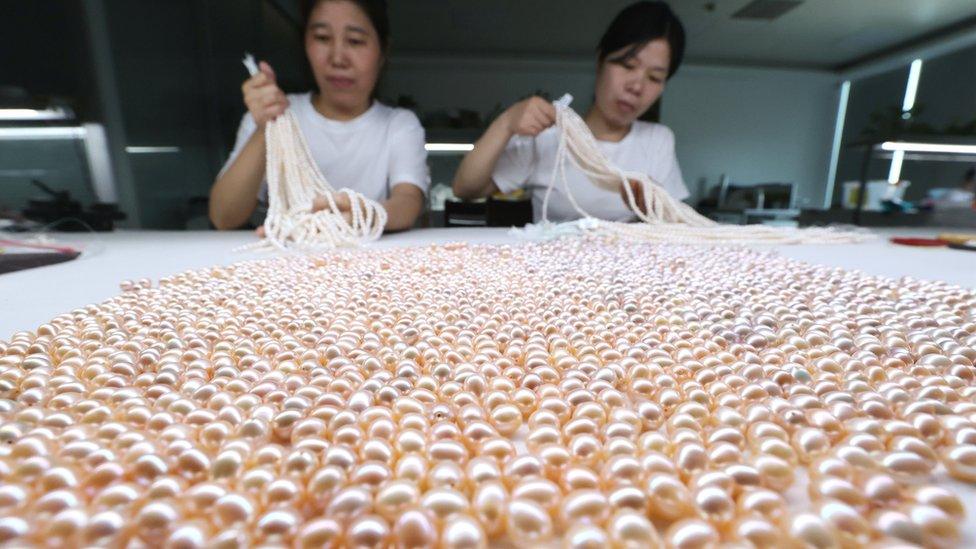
(527, 95, 872, 246)
(2, 237, 976, 548)
(256, 111, 387, 252)
(239, 54, 387, 252)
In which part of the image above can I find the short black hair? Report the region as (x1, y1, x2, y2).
(301, 0, 390, 52)
(597, 1, 686, 79)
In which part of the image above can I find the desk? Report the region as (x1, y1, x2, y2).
(1, 226, 975, 545)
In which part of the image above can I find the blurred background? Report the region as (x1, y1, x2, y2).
(2, 0, 975, 230)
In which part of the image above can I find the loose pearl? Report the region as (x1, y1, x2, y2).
(257, 509, 300, 539)
(818, 501, 871, 546)
(941, 444, 976, 481)
(751, 454, 793, 492)
(298, 518, 343, 549)
(0, 517, 29, 543)
(421, 488, 469, 520)
(347, 514, 390, 548)
(327, 487, 373, 520)
(563, 522, 609, 549)
(646, 473, 693, 522)
(694, 486, 735, 525)
(908, 504, 959, 547)
(165, 524, 207, 549)
(859, 473, 902, 505)
(666, 518, 719, 549)
(393, 509, 438, 549)
(870, 510, 924, 546)
(84, 511, 124, 543)
(608, 510, 662, 548)
(732, 514, 781, 548)
(512, 478, 560, 515)
(506, 499, 553, 544)
(209, 528, 250, 549)
(911, 486, 965, 521)
(560, 489, 610, 527)
(737, 489, 788, 525)
(5, 235, 976, 548)
(440, 514, 487, 549)
(789, 513, 837, 549)
(376, 481, 420, 520)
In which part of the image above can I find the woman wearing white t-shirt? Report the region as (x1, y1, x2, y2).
(452, 1, 688, 223)
(210, 0, 427, 231)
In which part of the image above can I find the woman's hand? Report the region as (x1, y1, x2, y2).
(312, 194, 354, 225)
(620, 179, 648, 215)
(254, 194, 355, 238)
(502, 96, 556, 137)
(242, 61, 289, 128)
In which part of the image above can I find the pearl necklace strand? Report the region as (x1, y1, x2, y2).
(523, 95, 871, 245)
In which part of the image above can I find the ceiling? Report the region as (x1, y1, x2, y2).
(384, 0, 976, 70)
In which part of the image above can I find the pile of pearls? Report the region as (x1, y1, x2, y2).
(1, 236, 975, 548)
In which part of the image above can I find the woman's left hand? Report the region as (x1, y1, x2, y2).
(620, 179, 647, 215)
(312, 194, 354, 225)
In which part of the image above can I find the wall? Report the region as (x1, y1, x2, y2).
(661, 65, 840, 207)
(0, 1, 99, 215)
(97, 0, 311, 229)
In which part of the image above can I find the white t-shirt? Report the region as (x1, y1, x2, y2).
(492, 120, 689, 222)
(220, 93, 430, 205)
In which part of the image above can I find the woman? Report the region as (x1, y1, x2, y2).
(210, 0, 427, 232)
(452, 1, 688, 223)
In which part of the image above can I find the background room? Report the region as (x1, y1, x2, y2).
(2, 0, 976, 230)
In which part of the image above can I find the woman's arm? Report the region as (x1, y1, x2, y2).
(382, 183, 425, 232)
(307, 183, 423, 232)
(209, 131, 266, 230)
(209, 61, 288, 230)
(452, 96, 555, 200)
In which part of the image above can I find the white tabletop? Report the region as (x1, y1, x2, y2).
(1, 226, 976, 543)
(2, 226, 974, 340)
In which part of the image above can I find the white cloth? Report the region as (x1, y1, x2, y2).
(221, 93, 430, 204)
(492, 120, 689, 223)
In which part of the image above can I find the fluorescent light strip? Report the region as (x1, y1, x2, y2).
(0, 107, 71, 121)
(425, 143, 473, 152)
(887, 150, 905, 183)
(881, 141, 976, 154)
(902, 59, 924, 113)
(823, 80, 851, 209)
(125, 146, 181, 154)
(0, 127, 86, 140)
(887, 59, 924, 186)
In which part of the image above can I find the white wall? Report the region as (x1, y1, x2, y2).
(381, 54, 597, 124)
(380, 55, 842, 206)
(661, 65, 841, 207)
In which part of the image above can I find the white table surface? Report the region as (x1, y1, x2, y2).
(1, 226, 976, 544)
(3, 226, 974, 340)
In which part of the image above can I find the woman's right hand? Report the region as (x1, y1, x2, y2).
(502, 96, 556, 137)
(242, 61, 289, 128)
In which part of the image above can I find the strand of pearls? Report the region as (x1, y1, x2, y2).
(2, 237, 975, 547)
(240, 110, 387, 252)
(526, 95, 871, 245)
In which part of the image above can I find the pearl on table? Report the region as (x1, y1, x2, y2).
(2, 237, 975, 547)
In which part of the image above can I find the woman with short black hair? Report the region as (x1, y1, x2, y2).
(452, 1, 689, 223)
(210, 0, 428, 232)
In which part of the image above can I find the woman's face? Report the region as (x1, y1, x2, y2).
(593, 38, 671, 128)
(305, 0, 383, 111)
